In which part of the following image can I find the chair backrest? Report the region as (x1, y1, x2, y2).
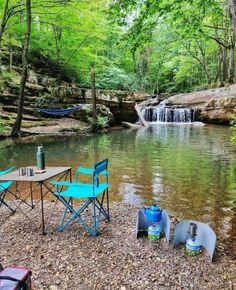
(0, 167, 15, 190)
(0, 167, 16, 176)
(93, 159, 108, 187)
(94, 159, 108, 175)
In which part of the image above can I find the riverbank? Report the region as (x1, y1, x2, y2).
(21, 118, 91, 135)
(0, 117, 92, 138)
(0, 202, 235, 289)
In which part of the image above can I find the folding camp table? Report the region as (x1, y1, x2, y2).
(0, 166, 71, 234)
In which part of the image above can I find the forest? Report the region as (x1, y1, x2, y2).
(1, 0, 236, 94)
(0, 0, 236, 139)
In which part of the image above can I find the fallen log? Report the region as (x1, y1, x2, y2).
(122, 122, 142, 129)
(134, 103, 149, 127)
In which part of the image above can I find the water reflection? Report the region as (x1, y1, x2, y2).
(0, 124, 235, 244)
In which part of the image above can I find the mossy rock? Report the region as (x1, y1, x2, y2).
(73, 104, 114, 125)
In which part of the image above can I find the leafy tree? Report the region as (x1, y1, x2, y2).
(110, 0, 236, 92)
(1, 0, 236, 98)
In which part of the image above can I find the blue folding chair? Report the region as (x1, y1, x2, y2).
(51, 159, 110, 236)
(0, 167, 16, 213)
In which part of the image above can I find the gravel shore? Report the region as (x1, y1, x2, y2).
(0, 202, 235, 290)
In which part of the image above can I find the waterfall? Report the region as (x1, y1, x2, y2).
(140, 101, 195, 123)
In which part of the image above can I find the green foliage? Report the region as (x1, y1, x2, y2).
(0, 0, 233, 93)
(97, 67, 139, 90)
(1, 69, 20, 83)
(34, 94, 52, 108)
(96, 115, 109, 129)
(88, 115, 109, 130)
(110, 0, 231, 93)
(0, 118, 11, 135)
(230, 119, 236, 145)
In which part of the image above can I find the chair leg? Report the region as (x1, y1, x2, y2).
(92, 198, 98, 236)
(0, 192, 15, 213)
(95, 190, 110, 221)
(55, 194, 108, 237)
(56, 195, 96, 235)
(59, 198, 72, 231)
(106, 188, 110, 221)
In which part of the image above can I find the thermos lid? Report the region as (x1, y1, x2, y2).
(37, 145, 44, 152)
(150, 203, 160, 211)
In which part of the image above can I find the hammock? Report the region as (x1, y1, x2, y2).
(37, 105, 83, 117)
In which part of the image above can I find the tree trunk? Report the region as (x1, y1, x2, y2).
(52, 25, 62, 64)
(204, 67, 212, 84)
(90, 67, 97, 129)
(132, 50, 136, 73)
(230, 0, 236, 36)
(18, 0, 24, 23)
(229, 0, 236, 83)
(0, 0, 10, 73)
(228, 39, 235, 83)
(222, 45, 228, 81)
(11, 0, 31, 137)
(8, 41, 12, 72)
(153, 71, 159, 94)
(217, 45, 223, 85)
(202, 58, 211, 84)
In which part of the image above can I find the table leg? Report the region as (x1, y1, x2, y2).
(40, 169, 71, 234)
(69, 169, 72, 182)
(40, 182, 46, 235)
(30, 182, 34, 208)
(69, 169, 73, 209)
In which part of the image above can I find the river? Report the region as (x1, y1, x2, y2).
(0, 124, 235, 244)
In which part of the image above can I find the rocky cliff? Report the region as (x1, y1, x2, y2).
(141, 86, 236, 124)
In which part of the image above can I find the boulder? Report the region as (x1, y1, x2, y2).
(51, 86, 81, 99)
(139, 95, 161, 107)
(28, 70, 38, 84)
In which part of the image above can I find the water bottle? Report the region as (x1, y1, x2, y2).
(37, 145, 45, 170)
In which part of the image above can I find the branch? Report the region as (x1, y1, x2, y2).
(204, 24, 231, 31)
(209, 36, 230, 49)
(64, 36, 89, 65)
(185, 44, 204, 67)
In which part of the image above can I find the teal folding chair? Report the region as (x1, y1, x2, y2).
(0, 167, 16, 213)
(51, 159, 110, 236)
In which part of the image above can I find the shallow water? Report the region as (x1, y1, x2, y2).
(0, 124, 236, 243)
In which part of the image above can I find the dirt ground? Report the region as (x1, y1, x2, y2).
(0, 202, 235, 290)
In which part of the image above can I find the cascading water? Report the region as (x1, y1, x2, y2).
(140, 100, 195, 123)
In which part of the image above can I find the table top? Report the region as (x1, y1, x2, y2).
(0, 166, 71, 182)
